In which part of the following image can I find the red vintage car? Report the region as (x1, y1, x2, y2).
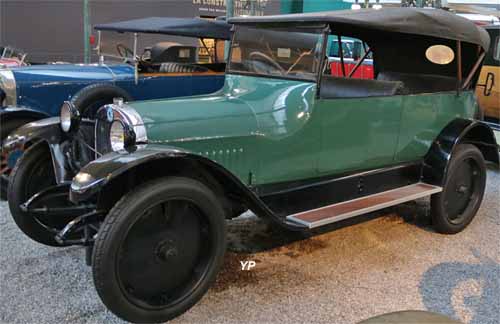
(329, 38, 374, 79)
(0, 46, 27, 68)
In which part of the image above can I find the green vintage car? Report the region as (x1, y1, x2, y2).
(3, 8, 499, 323)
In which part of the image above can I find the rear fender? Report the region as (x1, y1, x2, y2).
(423, 118, 499, 186)
(69, 145, 306, 231)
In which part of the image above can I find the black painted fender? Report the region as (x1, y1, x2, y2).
(423, 118, 499, 186)
(1, 117, 75, 183)
(0, 106, 50, 124)
(2, 117, 64, 151)
(69, 144, 306, 231)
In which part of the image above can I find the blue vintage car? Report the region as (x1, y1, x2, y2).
(0, 17, 230, 197)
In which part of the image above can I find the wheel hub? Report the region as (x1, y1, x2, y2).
(117, 200, 211, 309)
(155, 239, 178, 262)
(444, 157, 483, 223)
(456, 184, 468, 194)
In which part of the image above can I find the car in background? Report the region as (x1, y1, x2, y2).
(457, 13, 499, 26)
(476, 24, 500, 124)
(0, 16, 231, 198)
(0, 46, 28, 68)
(329, 38, 374, 79)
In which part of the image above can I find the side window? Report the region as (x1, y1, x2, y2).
(326, 35, 374, 80)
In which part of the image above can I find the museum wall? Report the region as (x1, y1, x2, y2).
(0, 0, 280, 63)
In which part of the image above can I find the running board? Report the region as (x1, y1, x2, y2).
(286, 183, 442, 229)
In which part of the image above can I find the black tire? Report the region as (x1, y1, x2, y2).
(70, 83, 133, 118)
(92, 177, 227, 323)
(431, 144, 487, 234)
(1, 117, 39, 200)
(7, 143, 68, 246)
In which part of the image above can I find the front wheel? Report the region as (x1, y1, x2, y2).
(1, 118, 37, 200)
(7, 143, 72, 246)
(92, 177, 227, 323)
(431, 144, 487, 234)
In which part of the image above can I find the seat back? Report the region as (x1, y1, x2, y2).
(320, 75, 406, 99)
(377, 72, 457, 94)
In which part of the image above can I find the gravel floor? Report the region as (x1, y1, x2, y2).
(1, 168, 499, 324)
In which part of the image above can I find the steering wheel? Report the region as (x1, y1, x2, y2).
(249, 51, 285, 74)
(287, 50, 314, 74)
(116, 44, 134, 59)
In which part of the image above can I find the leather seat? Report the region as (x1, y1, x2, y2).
(159, 62, 209, 73)
(320, 75, 406, 99)
(377, 72, 457, 94)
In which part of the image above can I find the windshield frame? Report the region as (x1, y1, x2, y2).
(226, 24, 328, 83)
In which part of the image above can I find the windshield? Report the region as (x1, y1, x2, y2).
(97, 31, 223, 64)
(228, 26, 324, 81)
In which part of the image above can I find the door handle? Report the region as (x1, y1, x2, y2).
(477, 72, 495, 96)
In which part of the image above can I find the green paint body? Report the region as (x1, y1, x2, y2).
(130, 74, 477, 186)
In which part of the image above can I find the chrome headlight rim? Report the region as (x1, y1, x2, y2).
(97, 101, 146, 152)
(60, 101, 80, 133)
(0, 70, 17, 106)
(109, 119, 137, 152)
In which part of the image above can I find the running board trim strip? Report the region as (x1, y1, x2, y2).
(286, 183, 442, 229)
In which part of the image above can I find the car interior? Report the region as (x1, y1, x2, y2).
(320, 33, 463, 99)
(116, 41, 226, 75)
(149, 42, 225, 73)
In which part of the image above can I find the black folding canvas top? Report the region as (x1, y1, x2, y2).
(229, 8, 490, 49)
(95, 17, 232, 40)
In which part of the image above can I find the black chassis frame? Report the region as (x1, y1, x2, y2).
(3, 113, 498, 252)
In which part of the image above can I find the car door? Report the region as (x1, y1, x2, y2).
(315, 77, 403, 175)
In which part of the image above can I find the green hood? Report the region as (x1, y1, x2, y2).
(129, 74, 317, 145)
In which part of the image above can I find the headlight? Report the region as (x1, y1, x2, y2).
(96, 102, 146, 154)
(60, 101, 80, 133)
(110, 120, 125, 151)
(0, 70, 17, 106)
(109, 120, 137, 152)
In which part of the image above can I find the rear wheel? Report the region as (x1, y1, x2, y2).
(92, 177, 226, 323)
(431, 144, 486, 234)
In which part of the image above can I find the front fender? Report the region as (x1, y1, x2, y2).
(2, 117, 73, 183)
(423, 118, 499, 186)
(0, 106, 50, 123)
(69, 145, 222, 202)
(69, 144, 307, 231)
(2, 117, 63, 150)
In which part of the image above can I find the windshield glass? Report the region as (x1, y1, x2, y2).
(97, 31, 224, 64)
(228, 26, 324, 81)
